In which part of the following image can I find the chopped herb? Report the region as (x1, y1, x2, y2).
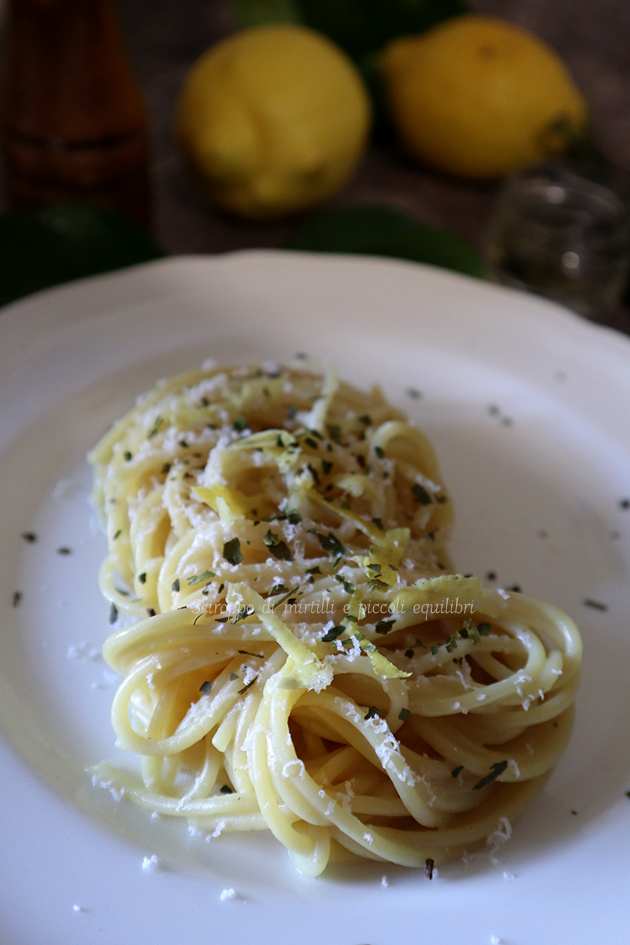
(404, 648, 415, 659)
(264, 537, 293, 562)
(451, 765, 463, 778)
(367, 563, 382, 573)
(321, 460, 333, 476)
(306, 462, 320, 484)
(473, 760, 508, 790)
(620, 498, 630, 510)
(232, 415, 247, 433)
(411, 483, 432, 505)
(398, 708, 411, 721)
(326, 423, 342, 443)
(109, 602, 118, 624)
(199, 680, 212, 695)
(147, 415, 163, 439)
(287, 405, 298, 420)
(406, 387, 421, 400)
(509, 584, 522, 593)
(122, 450, 133, 462)
(12, 591, 22, 607)
(272, 586, 299, 611)
(161, 462, 171, 475)
(21, 532, 37, 543)
(374, 445, 385, 460)
(214, 616, 229, 624)
(286, 510, 302, 525)
(321, 624, 345, 642)
(57, 546, 72, 555)
(220, 784, 233, 794)
(146, 608, 156, 617)
(232, 605, 255, 623)
(430, 645, 438, 656)
(486, 571, 496, 581)
(583, 598, 608, 612)
(366, 578, 388, 592)
(238, 677, 257, 694)
(375, 619, 396, 635)
(312, 530, 347, 557)
(425, 858, 435, 880)
(371, 517, 384, 531)
(187, 570, 215, 586)
(445, 633, 460, 653)
(229, 672, 239, 681)
(356, 454, 367, 469)
(217, 583, 225, 594)
(306, 566, 322, 576)
(478, 623, 491, 635)
(171, 578, 180, 593)
(237, 650, 264, 659)
(304, 436, 319, 450)
(138, 572, 147, 584)
(222, 537, 243, 565)
(364, 706, 382, 720)
(113, 530, 121, 540)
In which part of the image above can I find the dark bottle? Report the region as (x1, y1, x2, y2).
(1, 0, 151, 228)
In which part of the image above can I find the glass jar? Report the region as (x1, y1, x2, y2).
(485, 160, 630, 321)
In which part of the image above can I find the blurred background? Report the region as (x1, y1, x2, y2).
(0, 0, 629, 330)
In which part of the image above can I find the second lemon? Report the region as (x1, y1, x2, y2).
(382, 15, 587, 179)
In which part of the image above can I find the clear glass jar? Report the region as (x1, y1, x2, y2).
(485, 160, 630, 321)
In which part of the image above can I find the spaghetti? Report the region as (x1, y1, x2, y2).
(89, 360, 582, 875)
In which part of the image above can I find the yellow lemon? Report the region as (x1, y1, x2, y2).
(175, 25, 371, 219)
(382, 15, 587, 179)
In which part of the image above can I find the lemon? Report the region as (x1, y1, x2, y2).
(382, 15, 586, 179)
(175, 25, 371, 219)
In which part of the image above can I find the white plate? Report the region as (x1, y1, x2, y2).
(1, 252, 629, 945)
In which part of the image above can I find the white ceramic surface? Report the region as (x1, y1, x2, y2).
(1, 252, 629, 945)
